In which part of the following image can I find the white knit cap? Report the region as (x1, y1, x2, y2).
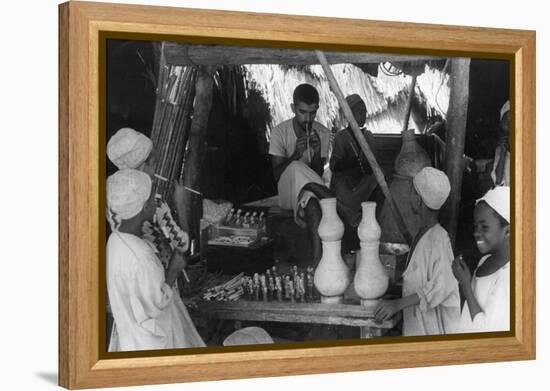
(222, 327, 274, 346)
(107, 169, 152, 220)
(107, 128, 153, 170)
(476, 186, 510, 223)
(500, 100, 510, 120)
(413, 167, 451, 210)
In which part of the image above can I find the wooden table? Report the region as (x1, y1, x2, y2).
(199, 299, 401, 339)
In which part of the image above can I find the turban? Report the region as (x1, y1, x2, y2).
(345, 94, 364, 110)
(222, 326, 274, 346)
(500, 100, 510, 120)
(477, 186, 510, 223)
(107, 169, 152, 221)
(413, 167, 451, 210)
(107, 127, 153, 170)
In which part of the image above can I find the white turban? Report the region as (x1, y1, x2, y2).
(413, 167, 451, 210)
(222, 327, 274, 346)
(107, 169, 152, 221)
(107, 128, 153, 170)
(477, 186, 510, 223)
(500, 100, 510, 120)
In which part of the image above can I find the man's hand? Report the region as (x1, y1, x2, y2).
(452, 255, 472, 287)
(157, 239, 172, 266)
(294, 133, 321, 160)
(374, 299, 402, 323)
(293, 136, 308, 159)
(308, 132, 321, 155)
(165, 249, 188, 286)
(170, 249, 188, 271)
(172, 178, 185, 205)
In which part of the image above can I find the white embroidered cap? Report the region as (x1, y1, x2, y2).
(413, 167, 451, 210)
(107, 169, 152, 220)
(477, 186, 510, 223)
(107, 127, 153, 170)
(222, 327, 274, 346)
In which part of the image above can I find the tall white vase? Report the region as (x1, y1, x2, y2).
(354, 202, 388, 305)
(314, 241, 350, 303)
(314, 198, 349, 303)
(317, 198, 344, 241)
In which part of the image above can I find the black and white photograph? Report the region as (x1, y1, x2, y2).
(104, 39, 511, 352)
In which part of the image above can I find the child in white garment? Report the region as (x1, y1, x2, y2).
(452, 186, 510, 332)
(374, 167, 460, 336)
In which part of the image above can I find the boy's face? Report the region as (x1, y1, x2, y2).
(500, 111, 510, 136)
(140, 150, 157, 178)
(141, 192, 157, 222)
(473, 202, 509, 254)
(291, 101, 318, 131)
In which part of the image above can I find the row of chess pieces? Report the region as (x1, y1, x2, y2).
(222, 208, 267, 229)
(241, 265, 319, 303)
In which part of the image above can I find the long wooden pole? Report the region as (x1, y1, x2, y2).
(443, 58, 471, 246)
(316, 50, 412, 245)
(402, 75, 417, 133)
(176, 67, 215, 238)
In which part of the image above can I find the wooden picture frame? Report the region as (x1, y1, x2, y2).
(59, 1, 536, 389)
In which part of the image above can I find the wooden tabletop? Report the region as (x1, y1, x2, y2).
(198, 299, 400, 329)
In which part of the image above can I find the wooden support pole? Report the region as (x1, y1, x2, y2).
(316, 50, 412, 245)
(176, 67, 215, 238)
(402, 75, 417, 133)
(443, 58, 471, 245)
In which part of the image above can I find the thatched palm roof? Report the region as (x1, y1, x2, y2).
(243, 63, 449, 135)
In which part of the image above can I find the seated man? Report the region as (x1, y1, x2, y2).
(269, 83, 332, 264)
(330, 94, 379, 228)
(491, 100, 510, 187)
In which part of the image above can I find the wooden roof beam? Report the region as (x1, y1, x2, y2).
(164, 43, 445, 66)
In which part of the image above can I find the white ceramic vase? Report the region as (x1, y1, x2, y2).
(317, 198, 344, 242)
(357, 201, 381, 243)
(314, 240, 350, 303)
(354, 202, 389, 305)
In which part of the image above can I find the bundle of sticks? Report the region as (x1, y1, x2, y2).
(202, 273, 245, 302)
(149, 44, 198, 200)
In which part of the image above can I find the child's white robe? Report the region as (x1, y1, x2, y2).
(458, 254, 510, 333)
(402, 224, 461, 336)
(107, 232, 205, 352)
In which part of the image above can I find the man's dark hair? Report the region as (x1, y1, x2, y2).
(293, 83, 320, 105)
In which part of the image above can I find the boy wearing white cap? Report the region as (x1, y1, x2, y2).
(106, 169, 205, 351)
(375, 167, 460, 336)
(452, 186, 510, 332)
(491, 100, 510, 186)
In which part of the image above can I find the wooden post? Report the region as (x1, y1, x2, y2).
(402, 75, 417, 133)
(177, 67, 215, 238)
(316, 50, 412, 245)
(443, 58, 471, 245)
